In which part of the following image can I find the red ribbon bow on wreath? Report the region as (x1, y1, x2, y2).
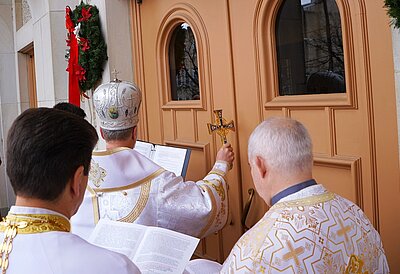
(66, 6, 82, 106)
(65, 3, 107, 106)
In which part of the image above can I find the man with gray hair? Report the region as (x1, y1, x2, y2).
(222, 116, 389, 273)
(71, 78, 234, 239)
(187, 117, 389, 273)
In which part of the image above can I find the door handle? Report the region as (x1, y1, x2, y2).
(241, 188, 255, 230)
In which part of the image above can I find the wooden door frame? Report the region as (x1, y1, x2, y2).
(130, 2, 149, 141)
(19, 43, 37, 108)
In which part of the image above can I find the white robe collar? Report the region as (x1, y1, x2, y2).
(277, 184, 328, 204)
(90, 147, 161, 189)
(9, 206, 69, 219)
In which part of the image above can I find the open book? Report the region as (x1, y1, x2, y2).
(134, 140, 191, 178)
(89, 219, 200, 274)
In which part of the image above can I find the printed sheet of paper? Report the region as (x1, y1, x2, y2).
(134, 141, 154, 159)
(133, 227, 199, 274)
(89, 219, 146, 257)
(152, 145, 187, 176)
(89, 219, 199, 274)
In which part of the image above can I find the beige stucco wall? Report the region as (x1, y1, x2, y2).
(0, 0, 136, 207)
(0, 0, 18, 212)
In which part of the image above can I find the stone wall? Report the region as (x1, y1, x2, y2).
(0, 0, 19, 210)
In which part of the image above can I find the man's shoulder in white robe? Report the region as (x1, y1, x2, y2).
(72, 147, 230, 239)
(1, 206, 140, 274)
(220, 184, 389, 273)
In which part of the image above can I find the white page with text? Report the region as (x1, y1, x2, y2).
(133, 226, 199, 274)
(89, 219, 199, 274)
(134, 141, 154, 159)
(88, 219, 146, 258)
(152, 145, 187, 176)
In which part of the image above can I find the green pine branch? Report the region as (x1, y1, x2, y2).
(71, 2, 108, 93)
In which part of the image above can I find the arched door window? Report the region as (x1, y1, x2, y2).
(168, 23, 200, 101)
(276, 0, 345, 95)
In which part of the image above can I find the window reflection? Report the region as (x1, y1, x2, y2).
(276, 0, 345, 95)
(169, 23, 200, 101)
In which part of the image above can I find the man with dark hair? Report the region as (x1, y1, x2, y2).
(53, 102, 87, 118)
(72, 79, 234, 239)
(0, 108, 140, 274)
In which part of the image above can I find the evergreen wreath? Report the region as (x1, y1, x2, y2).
(69, 1, 108, 92)
(385, 0, 400, 29)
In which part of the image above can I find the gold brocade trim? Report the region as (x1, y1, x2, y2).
(118, 181, 152, 223)
(203, 179, 225, 201)
(0, 214, 70, 234)
(86, 186, 100, 224)
(208, 169, 226, 178)
(89, 160, 107, 188)
(271, 192, 335, 209)
(345, 255, 368, 274)
(87, 169, 164, 224)
(0, 213, 70, 273)
(91, 169, 165, 193)
(198, 185, 218, 238)
(92, 147, 131, 156)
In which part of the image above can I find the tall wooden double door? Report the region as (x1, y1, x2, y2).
(130, 0, 400, 270)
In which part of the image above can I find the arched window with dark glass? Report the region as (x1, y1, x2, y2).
(276, 0, 345, 95)
(169, 23, 200, 101)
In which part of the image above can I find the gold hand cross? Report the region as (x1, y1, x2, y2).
(207, 109, 235, 144)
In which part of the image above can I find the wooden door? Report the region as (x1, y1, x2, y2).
(130, 0, 243, 262)
(131, 0, 400, 269)
(229, 0, 400, 271)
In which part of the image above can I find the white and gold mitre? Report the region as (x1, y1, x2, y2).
(93, 78, 142, 130)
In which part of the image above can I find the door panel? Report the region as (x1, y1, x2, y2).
(228, 0, 400, 270)
(131, 0, 243, 261)
(131, 0, 400, 269)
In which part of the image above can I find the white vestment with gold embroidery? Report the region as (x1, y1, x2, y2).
(1, 206, 140, 274)
(220, 185, 389, 274)
(71, 147, 228, 240)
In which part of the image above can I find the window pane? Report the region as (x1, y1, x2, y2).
(276, 0, 345, 95)
(169, 23, 200, 101)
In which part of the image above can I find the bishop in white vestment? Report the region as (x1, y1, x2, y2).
(71, 78, 234, 239)
(72, 149, 230, 239)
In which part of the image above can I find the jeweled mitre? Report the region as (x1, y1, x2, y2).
(93, 79, 142, 130)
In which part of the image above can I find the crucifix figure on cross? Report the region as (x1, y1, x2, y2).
(207, 109, 235, 145)
(111, 68, 121, 82)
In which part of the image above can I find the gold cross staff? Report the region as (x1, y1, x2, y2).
(207, 110, 235, 144)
